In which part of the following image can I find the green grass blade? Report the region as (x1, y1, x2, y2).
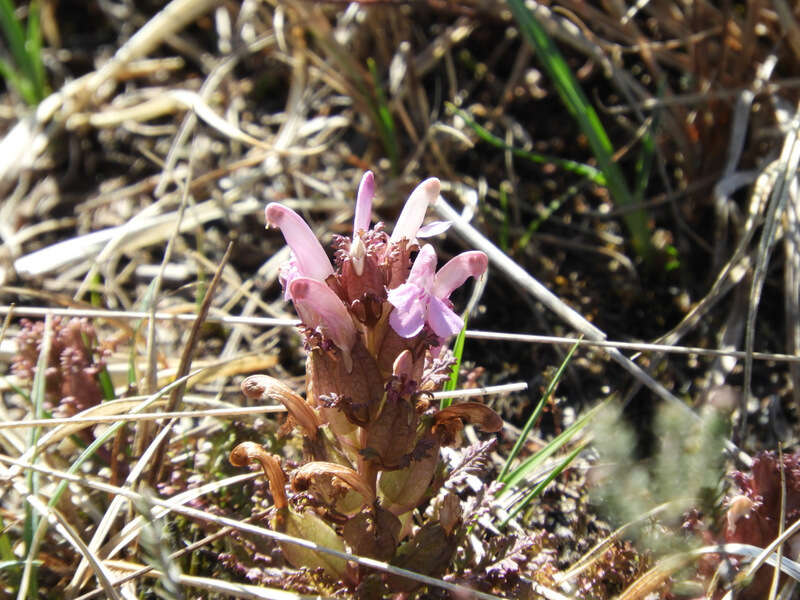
(440, 317, 469, 409)
(0, 517, 14, 562)
(498, 398, 607, 496)
(0, 0, 31, 81)
(0, 58, 35, 106)
(497, 182, 510, 252)
(447, 102, 606, 185)
(500, 440, 587, 526)
(507, 0, 652, 261)
(367, 58, 399, 174)
(20, 314, 53, 599)
(24, 1, 45, 101)
(46, 372, 198, 510)
(498, 337, 581, 481)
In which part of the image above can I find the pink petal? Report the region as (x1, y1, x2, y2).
(427, 296, 464, 339)
(432, 251, 488, 299)
(389, 178, 440, 244)
(391, 349, 414, 378)
(289, 277, 356, 353)
(406, 244, 437, 291)
(278, 254, 302, 300)
(387, 283, 428, 338)
(417, 220, 451, 238)
(353, 171, 374, 234)
(265, 203, 333, 282)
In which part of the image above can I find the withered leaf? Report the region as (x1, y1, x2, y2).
(387, 523, 457, 592)
(342, 506, 401, 561)
(436, 402, 503, 433)
(307, 340, 384, 432)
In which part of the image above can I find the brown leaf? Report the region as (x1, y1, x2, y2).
(342, 506, 401, 561)
(387, 523, 457, 592)
(436, 402, 503, 432)
(307, 340, 384, 435)
(292, 461, 375, 505)
(363, 393, 418, 470)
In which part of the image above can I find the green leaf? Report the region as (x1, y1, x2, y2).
(498, 398, 608, 496)
(280, 509, 348, 579)
(447, 102, 606, 185)
(498, 337, 581, 481)
(506, 0, 652, 261)
(440, 317, 468, 409)
(500, 441, 587, 526)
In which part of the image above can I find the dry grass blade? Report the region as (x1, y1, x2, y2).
(13, 197, 261, 278)
(100, 563, 330, 600)
(148, 242, 233, 485)
(0, 455, 515, 600)
(435, 194, 752, 465)
(67, 401, 184, 594)
(25, 496, 122, 600)
(0, 0, 222, 182)
(741, 101, 800, 441)
(0, 405, 287, 430)
(618, 553, 694, 600)
(786, 184, 800, 408)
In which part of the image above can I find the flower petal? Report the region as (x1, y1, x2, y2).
(265, 203, 333, 282)
(432, 251, 488, 299)
(289, 277, 356, 354)
(389, 177, 440, 244)
(417, 220, 451, 238)
(353, 170, 374, 234)
(406, 243, 437, 290)
(387, 283, 427, 338)
(278, 253, 302, 300)
(427, 296, 464, 339)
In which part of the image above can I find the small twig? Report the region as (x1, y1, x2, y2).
(148, 242, 234, 486)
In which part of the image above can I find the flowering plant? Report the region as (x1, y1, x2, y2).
(230, 173, 501, 587)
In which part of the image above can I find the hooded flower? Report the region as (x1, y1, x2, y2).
(387, 244, 488, 339)
(266, 203, 334, 300)
(233, 172, 503, 582)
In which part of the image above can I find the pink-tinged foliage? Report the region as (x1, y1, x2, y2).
(12, 317, 112, 417)
(231, 173, 501, 591)
(721, 451, 800, 599)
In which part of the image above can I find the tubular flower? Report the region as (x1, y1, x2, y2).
(387, 245, 488, 339)
(266, 203, 334, 287)
(389, 177, 441, 245)
(233, 173, 502, 581)
(289, 277, 356, 369)
(353, 170, 375, 235)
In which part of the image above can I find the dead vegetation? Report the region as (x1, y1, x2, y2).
(2, 0, 800, 598)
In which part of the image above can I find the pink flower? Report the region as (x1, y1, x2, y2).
(387, 244, 488, 339)
(353, 171, 375, 235)
(265, 203, 334, 285)
(389, 178, 441, 245)
(289, 277, 356, 369)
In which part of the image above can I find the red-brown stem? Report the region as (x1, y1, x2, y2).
(230, 441, 287, 510)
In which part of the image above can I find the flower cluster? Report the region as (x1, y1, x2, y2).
(231, 173, 501, 586)
(12, 317, 110, 417)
